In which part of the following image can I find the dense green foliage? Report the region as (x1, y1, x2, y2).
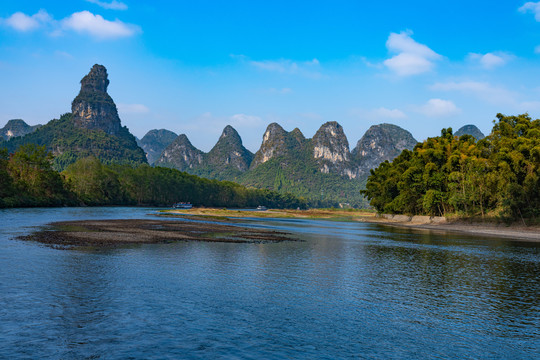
(362, 114, 540, 222)
(4, 113, 147, 171)
(239, 142, 369, 208)
(0, 145, 75, 207)
(0, 146, 306, 209)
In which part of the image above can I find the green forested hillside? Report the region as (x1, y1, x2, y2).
(239, 141, 368, 208)
(5, 113, 147, 171)
(0, 144, 305, 209)
(362, 114, 540, 222)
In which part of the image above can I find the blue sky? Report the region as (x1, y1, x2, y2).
(2, 0, 540, 151)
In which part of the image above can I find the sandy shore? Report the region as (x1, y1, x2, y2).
(19, 219, 296, 249)
(361, 217, 540, 242)
(163, 208, 540, 242)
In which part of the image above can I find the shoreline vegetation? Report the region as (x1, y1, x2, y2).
(0, 146, 306, 209)
(361, 114, 539, 225)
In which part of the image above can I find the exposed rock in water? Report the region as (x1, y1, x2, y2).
(352, 123, 417, 173)
(137, 129, 178, 165)
(455, 124, 485, 140)
(0, 119, 41, 140)
(251, 123, 305, 168)
(312, 121, 358, 179)
(155, 134, 204, 171)
(205, 125, 253, 172)
(71, 64, 121, 135)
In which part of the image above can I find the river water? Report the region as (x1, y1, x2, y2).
(1, 207, 538, 359)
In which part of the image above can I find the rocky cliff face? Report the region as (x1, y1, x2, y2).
(137, 129, 178, 165)
(352, 123, 417, 173)
(6, 64, 147, 170)
(205, 125, 253, 171)
(251, 123, 305, 168)
(155, 134, 204, 170)
(312, 121, 358, 178)
(71, 64, 121, 135)
(455, 124, 485, 140)
(1, 119, 41, 140)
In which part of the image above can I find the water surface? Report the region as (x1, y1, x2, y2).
(1, 207, 538, 359)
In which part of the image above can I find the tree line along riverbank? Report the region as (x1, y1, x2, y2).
(0, 145, 306, 209)
(361, 114, 539, 225)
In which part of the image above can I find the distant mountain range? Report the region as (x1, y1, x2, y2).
(454, 124, 485, 140)
(0, 64, 487, 206)
(0, 119, 41, 140)
(136, 129, 178, 165)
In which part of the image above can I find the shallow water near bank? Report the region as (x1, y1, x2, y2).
(1, 207, 539, 359)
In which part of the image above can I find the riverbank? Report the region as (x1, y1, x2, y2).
(163, 208, 540, 242)
(19, 219, 295, 249)
(364, 216, 540, 242)
(162, 208, 377, 221)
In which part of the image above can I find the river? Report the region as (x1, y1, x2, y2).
(1, 207, 538, 359)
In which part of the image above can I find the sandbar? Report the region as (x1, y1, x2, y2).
(19, 219, 295, 249)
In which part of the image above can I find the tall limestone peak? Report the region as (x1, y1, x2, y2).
(206, 125, 253, 171)
(71, 64, 121, 135)
(352, 123, 417, 173)
(455, 124, 485, 140)
(312, 121, 357, 178)
(137, 129, 178, 165)
(312, 121, 351, 162)
(155, 133, 203, 171)
(251, 122, 303, 168)
(1, 119, 41, 140)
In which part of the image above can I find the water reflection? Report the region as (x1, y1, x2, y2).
(0, 208, 538, 358)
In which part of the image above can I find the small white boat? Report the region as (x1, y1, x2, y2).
(256, 205, 267, 211)
(173, 202, 193, 209)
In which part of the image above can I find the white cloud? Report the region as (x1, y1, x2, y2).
(535, 45, 540, 53)
(2, 9, 139, 40)
(519, 100, 540, 111)
(415, 99, 460, 117)
(62, 11, 139, 39)
(229, 114, 263, 127)
(430, 81, 516, 104)
(268, 87, 292, 94)
(351, 107, 407, 120)
(298, 112, 323, 120)
(371, 107, 407, 119)
(86, 0, 128, 11)
(3, 10, 52, 32)
(468, 52, 511, 69)
(118, 103, 150, 113)
(54, 50, 73, 59)
(383, 30, 442, 76)
(519, 2, 540, 21)
(245, 57, 322, 78)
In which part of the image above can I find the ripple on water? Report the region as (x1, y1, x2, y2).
(0, 207, 538, 359)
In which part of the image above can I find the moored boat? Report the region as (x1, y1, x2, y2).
(173, 202, 193, 209)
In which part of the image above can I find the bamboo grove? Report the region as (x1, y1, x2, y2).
(361, 114, 540, 222)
